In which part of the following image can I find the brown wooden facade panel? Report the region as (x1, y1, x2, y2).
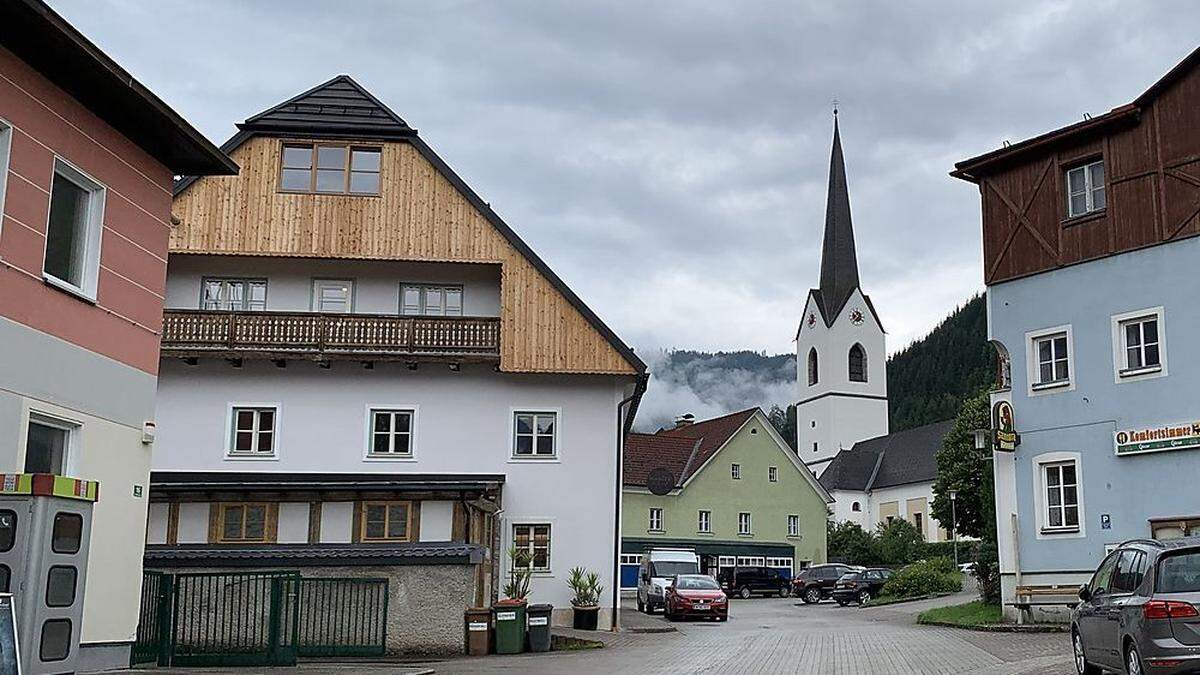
(171, 136, 636, 374)
(974, 66, 1200, 284)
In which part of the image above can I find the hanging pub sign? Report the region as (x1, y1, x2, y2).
(992, 401, 1019, 452)
(1114, 420, 1200, 456)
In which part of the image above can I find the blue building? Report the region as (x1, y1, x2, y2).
(953, 44, 1200, 620)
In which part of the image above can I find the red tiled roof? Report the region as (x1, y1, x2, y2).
(624, 408, 758, 488)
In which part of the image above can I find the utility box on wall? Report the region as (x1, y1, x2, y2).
(0, 474, 98, 675)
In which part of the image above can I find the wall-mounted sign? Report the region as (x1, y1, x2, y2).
(1114, 420, 1200, 456)
(1100, 514, 1111, 530)
(992, 401, 1019, 452)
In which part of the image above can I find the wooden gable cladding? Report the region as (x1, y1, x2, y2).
(967, 53, 1200, 285)
(171, 135, 639, 375)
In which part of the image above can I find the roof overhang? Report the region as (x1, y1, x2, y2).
(150, 471, 505, 494)
(1, 0, 237, 176)
(144, 542, 487, 567)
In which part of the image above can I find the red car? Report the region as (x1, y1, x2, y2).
(665, 574, 729, 621)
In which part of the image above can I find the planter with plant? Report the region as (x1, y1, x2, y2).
(567, 566, 604, 630)
(493, 548, 533, 654)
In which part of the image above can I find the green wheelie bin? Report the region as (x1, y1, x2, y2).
(493, 602, 527, 654)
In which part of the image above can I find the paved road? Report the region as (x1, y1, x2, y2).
(137, 592, 1076, 675)
(436, 592, 1076, 675)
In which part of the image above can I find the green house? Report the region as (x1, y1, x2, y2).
(620, 408, 832, 588)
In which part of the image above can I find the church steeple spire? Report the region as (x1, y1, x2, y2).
(818, 113, 861, 319)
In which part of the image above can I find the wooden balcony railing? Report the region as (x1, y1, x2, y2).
(161, 310, 500, 361)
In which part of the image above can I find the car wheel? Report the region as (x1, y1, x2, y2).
(803, 587, 821, 604)
(1072, 630, 1101, 675)
(778, 586, 790, 598)
(857, 590, 871, 605)
(1125, 642, 1145, 675)
(739, 586, 752, 599)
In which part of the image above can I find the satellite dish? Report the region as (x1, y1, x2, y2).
(647, 468, 676, 496)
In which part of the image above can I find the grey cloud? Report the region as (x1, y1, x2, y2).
(52, 0, 1200, 356)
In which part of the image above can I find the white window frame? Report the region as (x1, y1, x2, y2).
(0, 117, 11, 245)
(24, 411, 81, 476)
(224, 403, 280, 460)
(766, 557, 794, 572)
(1111, 307, 1167, 383)
(399, 283, 464, 316)
(731, 463, 741, 480)
(1026, 324, 1075, 395)
(363, 405, 418, 461)
(787, 514, 799, 537)
(42, 157, 105, 302)
(736, 556, 765, 567)
(768, 466, 778, 483)
(510, 408, 561, 461)
(511, 521, 553, 574)
(697, 509, 711, 534)
(648, 507, 663, 532)
(311, 278, 355, 313)
(738, 512, 752, 536)
(1032, 451, 1086, 540)
(619, 553, 642, 565)
(717, 556, 736, 570)
(201, 277, 268, 311)
(1066, 159, 1106, 218)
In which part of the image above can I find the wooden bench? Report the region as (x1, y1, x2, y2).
(1009, 584, 1081, 624)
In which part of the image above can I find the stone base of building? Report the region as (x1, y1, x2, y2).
(78, 641, 132, 672)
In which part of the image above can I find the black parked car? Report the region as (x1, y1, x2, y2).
(1073, 537, 1200, 675)
(832, 568, 893, 606)
(717, 566, 791, 599)
(793, 564, 860, 604)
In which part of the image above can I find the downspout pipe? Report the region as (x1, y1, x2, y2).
(612, 372, 648, 630)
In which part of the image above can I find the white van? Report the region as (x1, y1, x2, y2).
(636, 548, 701, 613)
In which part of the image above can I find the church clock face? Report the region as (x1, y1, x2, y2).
(849, 308, 865, 326)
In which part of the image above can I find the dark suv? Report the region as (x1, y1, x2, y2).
(717, 566, 791, 599)
(793, 564, 860, 604)
(1073, 537, 1200, 675)
(832, 568, 893, 606)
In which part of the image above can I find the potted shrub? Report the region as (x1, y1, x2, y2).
(567, 566, 603, 630)
(493, 548, 533, 654)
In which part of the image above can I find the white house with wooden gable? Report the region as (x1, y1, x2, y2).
(145, 76, 646, 650)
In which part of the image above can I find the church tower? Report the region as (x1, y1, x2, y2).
(796, 114, 888, 476)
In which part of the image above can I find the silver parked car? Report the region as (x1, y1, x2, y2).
(1073, 537, 1200, 675)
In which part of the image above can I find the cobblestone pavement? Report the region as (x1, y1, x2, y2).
(135, 592, 1076, 675)
(436, 592, 1076, 675)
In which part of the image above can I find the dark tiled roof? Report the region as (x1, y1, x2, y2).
(817, 116, 861, 324)
(624, 409, 758, 488)
(145, 542, 486, 567)
(240, 75, 415, 137)
(819, 419, 954, 492)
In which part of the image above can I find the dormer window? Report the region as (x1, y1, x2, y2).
(280, 142, 381, 195)
(1065, 160, 1105, 218)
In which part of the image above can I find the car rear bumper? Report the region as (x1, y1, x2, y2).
(1141, 642, 1200, 673)
(831, 589, 861, 602)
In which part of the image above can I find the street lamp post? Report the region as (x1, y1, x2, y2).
(948, 489, 959, 566)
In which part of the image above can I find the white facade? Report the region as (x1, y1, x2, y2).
(828, 483, 950, 542)
(153, 356, 633, 627)
(795, 286, 889, 476)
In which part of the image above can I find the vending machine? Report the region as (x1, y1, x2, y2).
(0, 474, 98, 675)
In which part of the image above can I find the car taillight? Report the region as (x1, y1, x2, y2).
(1143, 600, 1199, 620)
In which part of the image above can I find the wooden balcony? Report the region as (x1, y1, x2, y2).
(161, 310, 500, 363)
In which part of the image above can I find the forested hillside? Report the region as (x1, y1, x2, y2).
(636, 295, 994, 434)
(886, 294, 994, 431)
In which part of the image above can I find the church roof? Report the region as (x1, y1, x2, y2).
(819, 419, 954, 492)
(816, 115, 861, 322)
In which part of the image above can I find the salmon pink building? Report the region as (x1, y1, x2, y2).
(0, 1, 234, 668)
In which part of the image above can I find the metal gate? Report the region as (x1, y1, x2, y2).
(133, 571, 389, 666)
(297, 578, 388, 656)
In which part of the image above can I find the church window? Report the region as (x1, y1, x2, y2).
(807, 348, 819, 386)
(849, 344, 867, 382)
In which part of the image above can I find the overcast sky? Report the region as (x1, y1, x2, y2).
(51, 1, 1200, 356)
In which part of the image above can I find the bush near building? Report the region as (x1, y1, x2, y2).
(880, 557, 962, 600)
